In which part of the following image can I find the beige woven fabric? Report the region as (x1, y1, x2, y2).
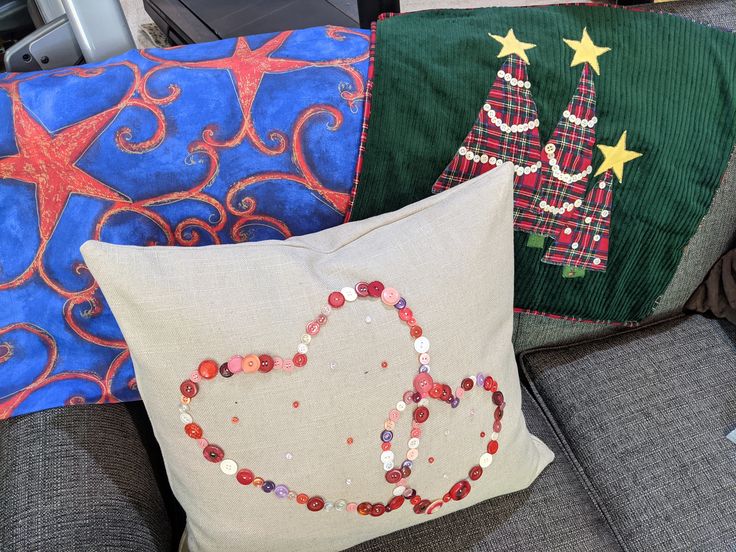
(82, 163, 553, 552)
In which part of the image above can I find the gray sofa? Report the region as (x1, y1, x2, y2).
(1, 1, 735, 551)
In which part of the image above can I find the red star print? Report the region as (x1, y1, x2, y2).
(0, 86, 129, 241)
(159, 31, 362, 154)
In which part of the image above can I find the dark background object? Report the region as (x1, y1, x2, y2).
(144, 0, 400, 45)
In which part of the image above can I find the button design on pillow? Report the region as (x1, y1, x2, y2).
(177, 282, 505, 516)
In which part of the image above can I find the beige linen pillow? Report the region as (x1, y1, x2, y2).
(81, 163, 553, 552)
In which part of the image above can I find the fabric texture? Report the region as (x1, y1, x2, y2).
(685, 248, 736, 324)
(520, 315, 736, 551)
(0, 26, 369, 419)
(0, 402, 172, 551)
(81, 165, 553, 552)
(346, 3, 736, 324)
(351, 386, 622, 552)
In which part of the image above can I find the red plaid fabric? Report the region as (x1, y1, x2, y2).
(431, 55, 542, 225)
(542, 169, 614, 271)
(518, 64, 597, 237)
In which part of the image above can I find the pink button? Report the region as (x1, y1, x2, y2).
(347, 503, 358, 512)
(283, 359, 294, 373)
(455, 387, 465, 398)
(403, 390, 414, 404)
(317, 314, 328, 325)
(419, 353, 430, 365)
(272, 356, 283, 371)
(306, 321, 320, 336)
(410, 428, 421, 438)
(413, 373, 433, 393)
(228, 355, 243, 373)
(189, 371, 201, 382)
(389, 409, 400, 422)
(381, 287, 400, 306)
(197, 438, 208, 449)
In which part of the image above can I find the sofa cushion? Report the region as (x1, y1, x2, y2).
(520, 315, 736, 551)
(82, 166, 554, 552)
(0, 402, 172, 551)
(351, 386, 622, 551)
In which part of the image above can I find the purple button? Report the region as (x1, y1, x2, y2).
(419, 364, 430, 373)
(401, 459, 413, 469)
(450, 397, 460, 408)
(381, 430, 394, 442)
(262, 480, 275, 493)
(274, 484, 289, 498)
(394, 298, 407, 309)
(476, 373, 485, 386)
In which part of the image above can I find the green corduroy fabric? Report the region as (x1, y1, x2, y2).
(349, 6, 736, 323)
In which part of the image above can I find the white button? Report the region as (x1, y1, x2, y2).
(495, 159, 503, 167)
(523, 166, 531, 175)
(408, 438, 420, 449)
(585, 216, 592, 224)
(563, 202, 569, 209)
(297, 343, 308, 354)
(500, 124, 509, 132)
(497, 70, 504, 78)
(396, 401, 406, 412)
(180, 412, 192, 424)
(571, 242, 579, 249)
(458, 146, 467, 155)
(381, 450, 395, 464)
(489, 157, 497, 165)
(320, 305, 331, 316)
(510, 77, 518, 86)
(563, 110, 570, 118)
(301, 334, 312, 345)
(601, 210, 609, 218)
(465, 151, 474, 160)
(479, 453, 493, 468)
(406, 448, 419, 461)
(574, 117, 582, 125)
(511, 124, 518, 132)
(480, 154, 488, 163)
(515, 166, 524, 176)
(341, 286, 358, 302)
(393, 486, 406, 496)
(567, 204, 574, 212)
(581, 119, 589, 128)
(574, 199, 583, 208)
(414, 337, 430, 353)
(220, 459, 238, 475)
(593, 234, 601, 242)
(599, 182, 606, 189)
(591, 116, 598, 125)
(586, 165, 593, 174)
(483, 103, 491, 112)
(593, 258, 601, 265)
(539, 200, 547, 208)
(525, 81, 531, 89)
(473, 155, 480, 163)
(504, 73, 511, 82)
(564, 227, 572, 235)
(383, 461, 394, 471)
(490, 432, 499, 441)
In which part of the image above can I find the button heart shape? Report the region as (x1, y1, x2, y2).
(178, 281, 504, 517)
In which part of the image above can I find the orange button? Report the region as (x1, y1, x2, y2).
(242, 355, 260, 373)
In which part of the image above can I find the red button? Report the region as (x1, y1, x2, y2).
(440, 384, 452, 402)
(492, 391, 504, 405)
(258, 354, 274, 373)
(413, 499, 431, 514)
(461, 378, 474, 391)
(413, 406, 429, 424)
(357, 502, 372, 515)
(180, 380, 198, 398)
(368, 281, 384, 297)
(203, 444, 224, 463)
(370, 503, 386, 517)
(296, 493, 309, 504)
(398, 307, 413, 321)
(401, 465, 412, 478)
(388, 496, 405, 511)
(328, 291, 346, 308)
(487, 440, 499, 454)
(410, 495, 421, 505)
(184, 423, 202, 439)
(198, 359, 218, 379)
(410, 325, 423, 338)
(219, 363, 232, 378)
(469, 465, 483, 481)
(450, 480, 471, 501)
(355, 282, 370, 297)
(413, 372, 433, 393)
(385, 469, 402, 484)
(429, 383, 442, 399)
(483, 377, 494, 391)
(293, 353, 307, 367)
(307, 496, 325, 512)
(494, 406, 504, 420)
(236, 469, 254, 485)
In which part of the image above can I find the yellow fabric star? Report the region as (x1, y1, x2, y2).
(563, 27, 611, 75)
(595, 131, 643, 182)
(489, 29, 536, 64)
